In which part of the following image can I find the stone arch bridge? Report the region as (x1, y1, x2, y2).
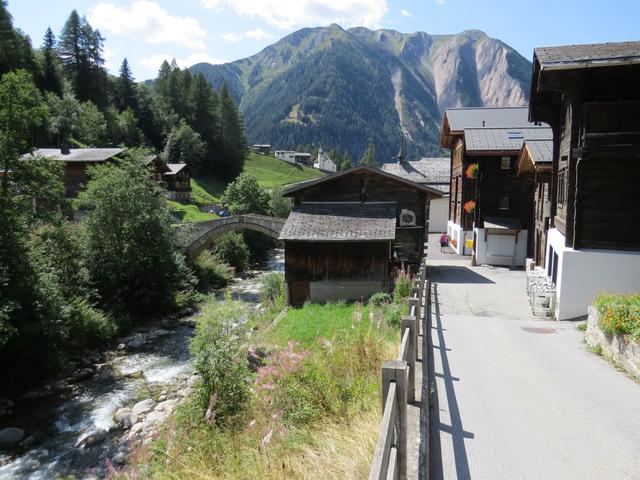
(177, 214, 285, 260)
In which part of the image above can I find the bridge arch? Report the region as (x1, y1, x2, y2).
(179, 214, 285, 261)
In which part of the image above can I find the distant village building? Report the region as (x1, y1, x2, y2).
(143, 154, 170, 183)
(314, 148, 337, 172)
(252, 144, 271, 155)
(275, 150, 313, 166)
(279, 166, 442, 306)
(23, 147, 124, 197)
(516, 139, 553, 268)
(529, 40, 640, 320)
(164, 163, 192, 203)
(440, 107, 552, 266)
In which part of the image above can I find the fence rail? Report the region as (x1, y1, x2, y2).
(369, 259, 430, 480)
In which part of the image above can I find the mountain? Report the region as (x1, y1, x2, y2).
(191, 25, 532, 163)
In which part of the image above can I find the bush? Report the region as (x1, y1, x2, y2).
(194, 250, 232, 290)
(66, 297, 117, 347)
(214, 232, 249, 273)
(393, 265, 413, 304)
(368, 292, 391, 307)
(383, 303, 404, 328)
(261, 272, 284, 309)
(594, 293, 640, 340)
(189, 296, 251, 427)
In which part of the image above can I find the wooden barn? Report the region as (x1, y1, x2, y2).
(279, 166, 442, 306)
(440, 107, 552, 266)
(164, 163, 192, 202)
(516, 139, 553, 268)
(529, 40, 640, 320)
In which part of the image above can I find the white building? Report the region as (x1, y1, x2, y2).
(313, 148, 337, 172)
(274, 150, 297, 163)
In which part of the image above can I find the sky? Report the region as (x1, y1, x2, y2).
(8, 0, 640, 80)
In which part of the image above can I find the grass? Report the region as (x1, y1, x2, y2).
(243, 152, 323, 191)
(576, 322, 587, 331)
(190, 176, 226, 205)
(122, 300, 398, 479)
(167, 200, 218, 222)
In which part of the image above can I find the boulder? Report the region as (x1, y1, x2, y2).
(155, 399, 178, 413)
(0, 398, 14, 417)
(79, 429, 107, 449)
(112, 451, 127, 465)
(132, 398, 154, 415)
(114, 407, 138, 428)
(0, 427, 25, 448)
(126, 335, 145, 350)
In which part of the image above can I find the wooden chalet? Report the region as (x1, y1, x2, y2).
(23, 147, 124, 196)
(164, 163, 192, 202)
(279, 166, 442, 306)
(516, 140, 553, 268)
(440, 107, 552, 266)
(529, 40, 640, 320)
(143, 154, 170, 183)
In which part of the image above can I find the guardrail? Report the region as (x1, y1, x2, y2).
(369, 259, 429, 480)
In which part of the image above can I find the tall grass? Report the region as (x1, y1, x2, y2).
(594, 293, 640, 341)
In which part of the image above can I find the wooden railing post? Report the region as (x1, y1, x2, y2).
(381, 360, 408, 479)
(400, 316, 416, 402)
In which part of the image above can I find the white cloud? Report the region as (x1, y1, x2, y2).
(102, 46, 116, 70)
(222, 32, 242, 43)
(138, 52, 225, 71)
(89, 1, 207, 50)
(400, 9, 411, 17)
(200, 0, 222, 10)
(245, 28, 276, 41)
(203, 0, 388, 30)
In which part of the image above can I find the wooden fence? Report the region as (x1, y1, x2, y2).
(369, 259, 429, 480)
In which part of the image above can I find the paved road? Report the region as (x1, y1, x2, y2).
(426, 235, 640, 480)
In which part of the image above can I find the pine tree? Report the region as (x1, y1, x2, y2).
(39, 27, 62, 94)
(117, 58, 138, 112)
(218, 84, 246, 181)
(0, 1, 35, 76)
(360, 138, 377, 167)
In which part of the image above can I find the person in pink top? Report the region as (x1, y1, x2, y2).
(439, 232, 448, 253)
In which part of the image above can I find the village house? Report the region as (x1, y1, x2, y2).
(164, 163, 192, 203)
(440, 107, 552, 266)
(252, 144, 271, 155)
(143, 154, 171, 183)
(516, 139, 553, 268)
(528, 40, 640, 320)
(313, 148, 337, 172)
(23, 147, 125, 197)
(278, 166, 442, 306)
(381, 146, 450, 233)
(274, 150, 313, 166)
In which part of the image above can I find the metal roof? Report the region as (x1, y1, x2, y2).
(278, 203, 397, 242)
(24, 148, 125, 162)
(444, 107, 533, 132)
(464, 127, 553, 153)
(166, 163, 189, 174)
(535, 41, 640, 70)
(381, 157, 450, 193)
(524, 139, 553, 164)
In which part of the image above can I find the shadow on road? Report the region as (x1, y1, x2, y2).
(428, 265, 495, 285)
(429, 283, 474, 480)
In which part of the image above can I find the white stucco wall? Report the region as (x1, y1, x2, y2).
(547, 228, 640, 320)
(447, 220, 472, 256)
(474, 228, 527, 267)
(429, 197, 449, 233)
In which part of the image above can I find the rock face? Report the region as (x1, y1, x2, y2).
(191, 25, 531, 161)
(0, 427, 25, 448)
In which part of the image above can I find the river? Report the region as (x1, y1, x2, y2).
(0, 249, 284, 480)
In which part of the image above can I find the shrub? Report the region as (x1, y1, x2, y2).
(261, 272, 285, 309)
(66, 297, 117, 346)
(214, 232, 249, 273)
(594, 293, 640, 340)
(383, 302, 404, 328)
(393, 265, 413, 304)
(189, 295, 251, 427)
(194, 250, 232, 290)
(368, 292, 391, 307)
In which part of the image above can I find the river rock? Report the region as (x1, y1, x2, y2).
(113, 451, 127, 465)
(129, 422, 144, 438)
(155, 399, 178, 414)
(114, 407, 138, 428)
(79, 429, 107, 448)
(0, 427, 25, 448)
(132, 398, 154, 415)
(143, 410, 168, 429)
(127, 335, 145, 350)
(70, 368, 94, 383)
(0, 398, 14, 417)
(150, 328, 170, 338)
(21, 436, 36, 448)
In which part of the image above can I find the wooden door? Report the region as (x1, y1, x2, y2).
(288, 281, 310, 307)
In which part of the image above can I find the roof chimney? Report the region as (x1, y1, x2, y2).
(482, 120, 486, 127)
(61, 144, 71, 155)
(397, 136, 405, 164)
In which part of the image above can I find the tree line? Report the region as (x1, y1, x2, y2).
(0, 2, 246, 181)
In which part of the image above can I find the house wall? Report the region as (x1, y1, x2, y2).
(546, 227, 640, 320)
(474, 228, 527, 267)
(447, 220, 472, 256)
(429, 197, 449, 233)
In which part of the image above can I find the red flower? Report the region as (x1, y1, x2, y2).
(463, 200, 476, 214)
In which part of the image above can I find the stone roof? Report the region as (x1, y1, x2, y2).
(464, 127, 553, 153)
(166, 163, 189, 175)
(445, 107, 532, 132)
(23, 148, 125, 162)
(381, 157, 450, 193)
(524, 139, 553, 164)
(535, 41, 640, 69)
(279, 203, 397, 242)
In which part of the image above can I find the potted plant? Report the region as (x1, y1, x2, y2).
(465, 163, 478, 179)
(463, 200, 476, 214)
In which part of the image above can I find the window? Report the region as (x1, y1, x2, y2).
(557, 168, 567, 207)
(507, 131, 524, 139)
(499, 196, 510, 210)
(501, 156, 511, 170)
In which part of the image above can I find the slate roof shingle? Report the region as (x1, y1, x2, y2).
(23, 148, 125, 162)
(464, 127, 553, 153)
(444, 107, 533, 132)
(166, 163, 189, 175)
(381, 157, 450, 193)
(279, 203, 397, 242)
(524, 139, 553, 164)
(535, 41, 640, 69)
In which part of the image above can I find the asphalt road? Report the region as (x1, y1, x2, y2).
(426, 235, 640, 480)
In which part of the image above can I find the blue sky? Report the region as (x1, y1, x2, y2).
(8, 0, 640, 80)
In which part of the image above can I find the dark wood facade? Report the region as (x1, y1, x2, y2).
(164, 164, 192, 203)
(450, 141, 475, 232)
(530, 47, 640, 251)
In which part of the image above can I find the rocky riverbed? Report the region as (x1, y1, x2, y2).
(0, 249, 284, 479)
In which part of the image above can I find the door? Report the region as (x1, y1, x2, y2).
(486, 232, 516, 266)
